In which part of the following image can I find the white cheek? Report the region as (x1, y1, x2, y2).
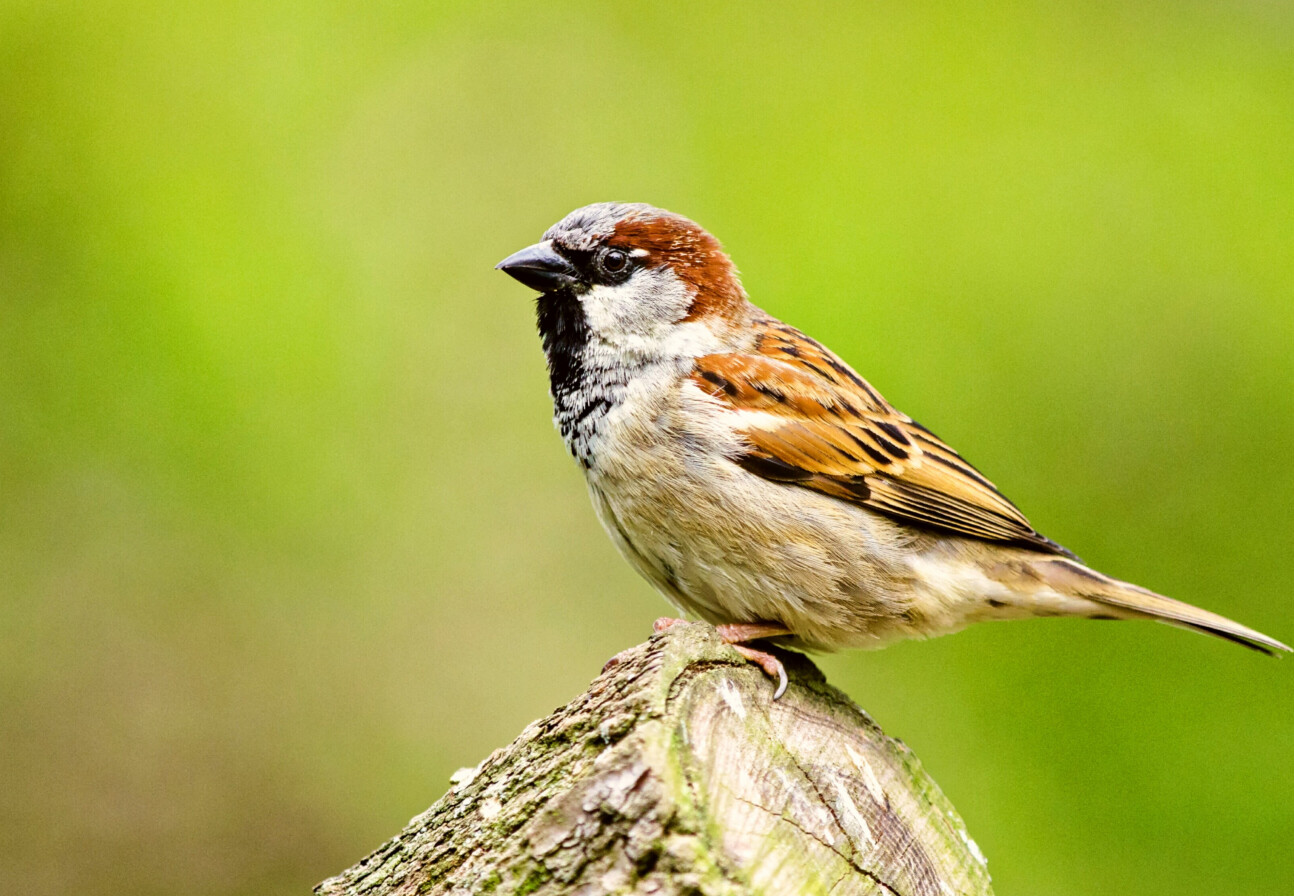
(582, 267, 692, 340)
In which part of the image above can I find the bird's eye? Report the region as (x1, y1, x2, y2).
(601, 249, 629, 274)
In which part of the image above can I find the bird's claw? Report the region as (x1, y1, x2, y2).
(731, 644, 789, 700)
(653, 616, 686, 634)
(651, 616, 790, 699)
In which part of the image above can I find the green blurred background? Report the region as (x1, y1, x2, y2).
(2, 2, 1291, 894)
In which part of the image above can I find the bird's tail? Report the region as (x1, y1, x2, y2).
(1033, 557, 1290, 655)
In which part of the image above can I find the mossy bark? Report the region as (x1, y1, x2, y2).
(315, 622, 993, 896)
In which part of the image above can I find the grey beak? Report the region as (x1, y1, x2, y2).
(495, 241, 579, 292)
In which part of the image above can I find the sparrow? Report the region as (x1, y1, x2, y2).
(497, 202, 1289, 697)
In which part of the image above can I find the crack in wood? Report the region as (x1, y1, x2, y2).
(728, 791, 903, 896)
(316, 622, 992, 896)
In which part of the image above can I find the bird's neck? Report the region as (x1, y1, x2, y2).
(536, 289, 755, 467)
(535, 288, 625, 468)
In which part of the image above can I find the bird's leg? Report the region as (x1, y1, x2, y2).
(714, 622, 790, 643)
(715, 622, 792, 700)
(648, 618, 792, 698)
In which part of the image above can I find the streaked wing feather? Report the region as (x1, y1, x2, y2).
(692, 324, 1073, 557)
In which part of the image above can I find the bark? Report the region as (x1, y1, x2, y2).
(315, 621, 993, 896)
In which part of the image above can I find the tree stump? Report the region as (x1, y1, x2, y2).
(315, 621, 993, 895)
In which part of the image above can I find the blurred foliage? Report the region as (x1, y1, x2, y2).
(1, 2, 1292, 894)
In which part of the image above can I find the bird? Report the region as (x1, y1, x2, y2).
(496, 202, 1289, 697)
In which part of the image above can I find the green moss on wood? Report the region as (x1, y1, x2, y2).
(316, 622, 992, 896)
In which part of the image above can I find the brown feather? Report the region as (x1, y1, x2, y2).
(608, 213, 746, 321)
(692, 323, 1075, 557)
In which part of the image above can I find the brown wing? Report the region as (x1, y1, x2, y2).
(692, 322, 1074, 557)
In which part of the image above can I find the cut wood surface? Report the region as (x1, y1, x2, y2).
(316, 622, 993, 896)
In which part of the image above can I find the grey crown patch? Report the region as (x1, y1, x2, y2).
(544, 202, 661, 252)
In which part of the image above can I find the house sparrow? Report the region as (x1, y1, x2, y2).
(497, 202, 1289, 697)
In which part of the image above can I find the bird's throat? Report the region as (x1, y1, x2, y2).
(535, 289, 624, 468)
(535, 288, 589, 407)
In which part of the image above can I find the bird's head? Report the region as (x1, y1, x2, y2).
(497, 203, 749, 348)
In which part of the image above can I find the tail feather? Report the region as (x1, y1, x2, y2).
(1036, 558, 1291, 655)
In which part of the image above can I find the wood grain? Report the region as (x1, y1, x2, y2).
(315, 622, 993, 896)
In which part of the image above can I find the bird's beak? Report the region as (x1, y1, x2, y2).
(495, 240, 579, 292)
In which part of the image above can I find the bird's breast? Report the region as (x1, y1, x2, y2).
(549, 343, 694, 469)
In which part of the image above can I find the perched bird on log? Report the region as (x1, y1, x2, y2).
(498, 202, 1289, 697)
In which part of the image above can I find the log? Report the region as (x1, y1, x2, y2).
(315, 621, 993, 896)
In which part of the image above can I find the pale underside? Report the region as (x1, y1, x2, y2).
(582, 351, 1098, 653)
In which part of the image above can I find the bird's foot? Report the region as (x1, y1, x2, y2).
(716, 621, 792, 700)
(653, 616, 686, 634)
(606, 618, 690, 671)
(651, 617, 792, 699)
(730, 644, 789, 700)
